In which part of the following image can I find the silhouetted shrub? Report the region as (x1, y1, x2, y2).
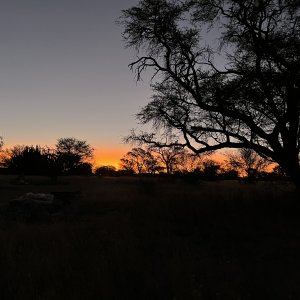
(3, 145, 55, 176)
(95, 166, 118, 176)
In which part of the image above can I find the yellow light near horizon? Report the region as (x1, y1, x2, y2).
(92, 150, 230, 170)
(93, 147, 129, 169)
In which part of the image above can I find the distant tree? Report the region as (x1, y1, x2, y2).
(120, 0, 300, 189)
(201, 159, 222, 179)
(125, 130, 209, 174)
(149, 145, 186, 174)
(55, 137, 94, 174)
(95, 165, 117, 176)
(226, 148, 271, 178)
(72, 162, 93, 175)
(266, 164, 288, 181)
(176, 152, 203, 174)
(219, 169, 239, 180)
(3, 145, 53, 175)
(272, 165, 286, 177)
(0, 137, 4, 169)
(119, 156, 136, 175)
(126, 132, 198, 174)
(120, 147, 160, 174)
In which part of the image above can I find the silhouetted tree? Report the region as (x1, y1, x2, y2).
(120, 0, 300, 189)
(264, 164, 287, 180)
(272, 165, 286, 177)
(202, 159, 221, 179)
(126, 132, 205, 174)
(0, 137, 4, 170)
(177, 152, 203, 174)
(148, 145, 191, 174)
(95, 165, 118, 176)
(120, 147, 161, 174)
(226, 148, 271, 178)
(55, 137, 94, 174)
(219, 169, 239, 180)
(119, 156, 136, 175)
(71, 162, 93, 175)
(3, 145, 54, 176)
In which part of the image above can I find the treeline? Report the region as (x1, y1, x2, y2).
(98, 146, 285, 181)
(0, 138, 93, 177)
(0, 137, 285, 181)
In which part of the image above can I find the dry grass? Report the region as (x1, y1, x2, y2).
(0, 175, 299, 299)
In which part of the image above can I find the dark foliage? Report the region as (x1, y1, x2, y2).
(95, 165, 118, 176)
(1, 138, 94, 177)
(120, 0, 300, 189)
(2, 145, 55, 176)
(55, 137, 94, 175)
(120, 147, 161, 174)
(226, 148, 271, 178)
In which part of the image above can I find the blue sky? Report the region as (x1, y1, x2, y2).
(0, 0, 152, 164)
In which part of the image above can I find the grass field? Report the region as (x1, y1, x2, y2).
(0, 175, 299, 299)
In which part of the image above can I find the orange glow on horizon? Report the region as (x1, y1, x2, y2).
(93, 149, 229, 170)
(93, 147, 129, 169)
(2, 144, 129, 169)
(2, 143, 276, 173)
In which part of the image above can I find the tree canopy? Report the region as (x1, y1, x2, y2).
(226, 148, 271, 178)
(120, 147, 160, 174)
(55, 137, 94, 174)
(120, 0, 300, 188)
(0, 139, 94, 177)
(2, 145, 53, 176)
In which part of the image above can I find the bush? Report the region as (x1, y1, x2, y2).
(94, 166, 118, 176)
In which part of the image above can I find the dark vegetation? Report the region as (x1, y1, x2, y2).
(0, 138, 94, 177)
(120, 0, 300, 189)
(0, 1, 299, 298)
(1, 137, 283, 182)
(0, 175, 299, 299)
(118, 146, 285, 183)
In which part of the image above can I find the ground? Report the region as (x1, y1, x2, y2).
(0, 175, 299, 300)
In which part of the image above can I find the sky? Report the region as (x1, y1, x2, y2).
(0, 0, 152, 167)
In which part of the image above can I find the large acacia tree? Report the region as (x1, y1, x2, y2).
(120, 0, 300, 188)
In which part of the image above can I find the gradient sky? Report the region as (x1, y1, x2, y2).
(0, 0, 153, 167)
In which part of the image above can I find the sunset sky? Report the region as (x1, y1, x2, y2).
(0, 0, 152, 167)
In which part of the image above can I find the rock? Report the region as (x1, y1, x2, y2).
(1, 191, 80, 222)
(16, 192, 54, 204)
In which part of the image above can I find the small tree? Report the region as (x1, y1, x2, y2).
(120, 147, 160, 174)
(55, 137, 94, 174)
(0, 137, 4, 169)
(119, 156, 136, 175)
(149, 145, 185, 174)
(201, 159, 222, 180)
(3, 145, 53, 176)
(227, 148, 271, 178)
(95, 165, 117, 176)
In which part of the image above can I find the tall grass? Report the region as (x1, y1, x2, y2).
(0, 176, 299, 299)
